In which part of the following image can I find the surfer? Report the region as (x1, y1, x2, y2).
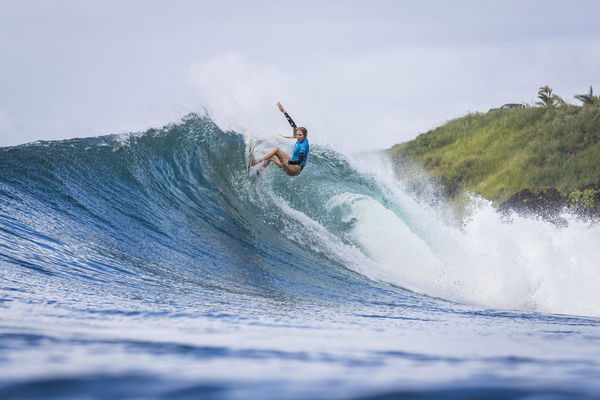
(251, 103, 309, 176)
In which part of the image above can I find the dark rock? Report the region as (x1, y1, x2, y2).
(499, 184, 600, 222)
(498, 188, 567, 222)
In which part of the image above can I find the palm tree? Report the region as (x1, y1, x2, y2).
(574, 86, 599, 106)
(535, 85, 564, 108)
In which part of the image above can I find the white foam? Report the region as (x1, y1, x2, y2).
(341, 154, 600, 317)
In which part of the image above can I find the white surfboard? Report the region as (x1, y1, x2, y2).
(246, 139, 263, 178)
(246, 139, 256, 176)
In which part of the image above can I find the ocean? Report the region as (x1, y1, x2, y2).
(1, 114, 600, 399)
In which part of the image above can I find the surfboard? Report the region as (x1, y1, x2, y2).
(246, 140, 255, 175)
(246, 139, 262, 178)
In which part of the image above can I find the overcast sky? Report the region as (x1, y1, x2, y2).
(1, 0, 599, 151)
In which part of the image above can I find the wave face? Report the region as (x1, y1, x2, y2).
(2, 114, 600, 399)
(0, 115, 394, 305)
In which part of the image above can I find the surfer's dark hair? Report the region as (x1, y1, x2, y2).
(297, 127, 308, 137)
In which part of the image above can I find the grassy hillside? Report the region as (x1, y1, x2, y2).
(389, 106, 600, 203)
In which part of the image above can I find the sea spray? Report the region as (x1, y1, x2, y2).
(346, 153, 600, 316)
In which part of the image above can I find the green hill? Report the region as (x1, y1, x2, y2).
(389, 106, 600, 204)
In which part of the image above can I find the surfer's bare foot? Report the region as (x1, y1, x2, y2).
(251, 156, 259, 166)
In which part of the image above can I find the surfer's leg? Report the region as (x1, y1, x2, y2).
(269, 153, 300, 175)
(266, 155, 284, 169)
(253, 147, 291, 166)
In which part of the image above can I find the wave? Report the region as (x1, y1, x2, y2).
(1, 114, 599, 317)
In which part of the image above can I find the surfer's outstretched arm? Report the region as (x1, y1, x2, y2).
(277, 102, 297, 133)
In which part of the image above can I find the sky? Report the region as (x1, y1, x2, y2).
(1, 0, 600, 152)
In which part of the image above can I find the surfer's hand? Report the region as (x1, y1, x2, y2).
(276, 102, 285, 113)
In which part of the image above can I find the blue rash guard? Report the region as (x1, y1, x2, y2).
(289, 140, 309, 168)
(282, 110, 309, 169)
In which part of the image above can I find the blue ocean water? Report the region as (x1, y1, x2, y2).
(1, 114, 600, 399)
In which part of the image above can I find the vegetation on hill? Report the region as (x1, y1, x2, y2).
(389, 86, 600, 206)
